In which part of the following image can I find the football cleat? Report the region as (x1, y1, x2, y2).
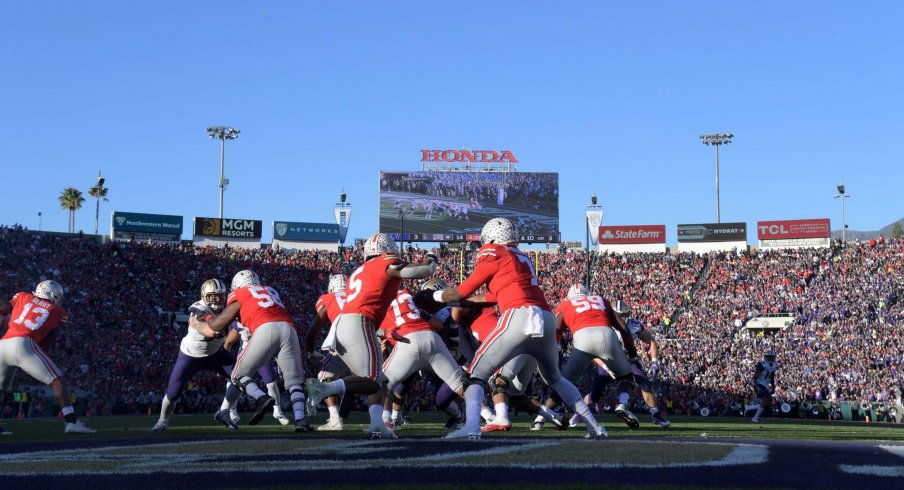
(317, 418, 344, 431)
(652, 412, 671, 428)
(305, 378, 326, 417)
(555, 412, 569, 431)
(615, 404, 640, 429)
(273, 410, 290, 426)
(444, 415, 463, 431)
(150, 420, 168, 432)
(229, 408, 240, 424)
(389, 418, 402, 430)
(248, 395, 275, 426)
(751, 417, 761, 423)
(64, 420, 96, 434)
(530, 421, 544, 431)
(480, 423, 512, 433)
(369, 424, 398, 440)
(568, 413, 582, 428)
(0, 426, 12, 436)
(215, 409, 239, 430)
(584, 426, 608, 440)
(444, 426, 481, 440)
(294, 420, 314, 433)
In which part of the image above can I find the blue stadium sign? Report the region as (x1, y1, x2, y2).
(273, 221, 340, 242)
(111, 211, 183, 240)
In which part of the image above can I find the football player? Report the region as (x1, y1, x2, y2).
(430, 218, 607, 439)
(0, 281, 95, 434)
(217, 322, 290, 427)
(483, 353, 568, 432)
(152, 279, 242, 432)
(751, 352, 779, 423)
(305, 273, 349, 431)
(380, 288, 469, 430)
(570, 318, 671, 428)
(305, 233, 437, 439)
(538, 285, 639, 429)
(191, 270, 312, 432)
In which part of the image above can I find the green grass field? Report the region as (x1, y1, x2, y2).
(2, 412, 902, 444)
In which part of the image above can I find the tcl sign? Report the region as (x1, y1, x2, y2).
(757, 219, 830, 240)
(421, 149, 518, 163)
(598, 225, 666, 244)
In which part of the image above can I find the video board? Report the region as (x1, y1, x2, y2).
(379, 171, 559, 242)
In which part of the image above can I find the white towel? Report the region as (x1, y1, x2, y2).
(321, 316, 339, 352)
(522, 306, 545, 337)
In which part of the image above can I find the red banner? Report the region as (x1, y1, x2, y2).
(598, 225, 666, 244)
(757, 219, 830, 240)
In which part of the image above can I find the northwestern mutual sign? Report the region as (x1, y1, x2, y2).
(273, 221, 340, 242)
(112, 211, 183, 235)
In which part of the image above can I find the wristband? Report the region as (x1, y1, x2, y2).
(433, 290, 445, 303)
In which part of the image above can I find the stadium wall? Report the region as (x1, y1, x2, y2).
(678, 241, 748, 254)
(271, 239, 338, 252)
(598, 243, 667, 253)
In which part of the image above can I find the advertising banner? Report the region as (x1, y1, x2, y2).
(677, 222, 747, 242)
(194, 217, 263, 239)
(333, 206, 352, 244)
(598, 225, 665, 244)
(757, 219, 830, 240)
(273, 221, 340, 242)
(111, 211, 183, 242)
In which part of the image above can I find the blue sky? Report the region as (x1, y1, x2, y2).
(1, 2, 901, 245)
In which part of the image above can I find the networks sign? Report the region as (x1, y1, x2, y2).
(598, 225, 666, 244)
(677, 222, 747, 242)
(112, 211, 183, 234)
(194, 217, 262, 239)
(273, 221, 340, 242)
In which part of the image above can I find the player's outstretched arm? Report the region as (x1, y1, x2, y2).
(386, 253, 438, 280)
(191, 302, 240, 336)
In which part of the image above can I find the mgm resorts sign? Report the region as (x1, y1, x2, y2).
(194, 217, 263, 239)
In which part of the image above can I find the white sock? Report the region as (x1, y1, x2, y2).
(533, 414, 546, 424)
(323, 379, 346, 397)
(754, 406, 764, 419)
(328, 405, 340, 421)
(494, 402, 510, 424)
(220, 383, 234, 411)
(384, 409, 393, 422)
(480, 405, 495, 422)
(649, 406, 659, 414)
(267, 382, 283, 412)
(537, 405, 559, 423)
(368, 404, 383, 429)
(160, 395, 175, 421)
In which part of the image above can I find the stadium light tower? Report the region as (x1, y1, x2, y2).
(834, 178, 850, 244)
(207, 126, 240, 219)
(585, 193, 602, 289)
(700, 133, 733, 223)
(37, 211, 42, 231)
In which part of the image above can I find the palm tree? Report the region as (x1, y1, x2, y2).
(89, 173, 109, 235)
(58, 187, 85, 233)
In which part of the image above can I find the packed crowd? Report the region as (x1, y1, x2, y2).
(1, 225, 901, 419)
(380, 171, 558, 212)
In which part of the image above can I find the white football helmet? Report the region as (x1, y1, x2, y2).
(363, 233, 398, 258)
(231, 270, 260, 290)
(566, 284, 590, 300)
(328, 274, 348, 293)
(33, 280, 64, 304)
(200, 278, 228, 312)
(480, 218, 517, 245)
(421, 278, 449, 291)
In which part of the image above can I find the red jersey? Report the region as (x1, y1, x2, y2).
(457, 244, 548, 312)
(315, 291, 346, 324)
(227, 285, 294, 334)
(379, 289, 433, 346)
(3, 292, 68, 349)
(467, 307, 500, 344)
(343, 255, 403, 323)
(554, 295, 615, 334)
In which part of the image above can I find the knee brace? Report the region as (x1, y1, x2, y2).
(492, 375, 511, 396)
(464, 376, 489, 393)
(616, 374, 635, 395)
(233, 376, 256, 392)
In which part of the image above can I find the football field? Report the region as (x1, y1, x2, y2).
(1, 413, 903, 489)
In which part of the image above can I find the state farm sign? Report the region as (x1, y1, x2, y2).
(598, 225, 666, 244)
(757, 218, 830, 240)
(421, 149, 518, 163)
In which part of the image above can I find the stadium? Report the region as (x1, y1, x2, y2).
(3, 3, 904, 489)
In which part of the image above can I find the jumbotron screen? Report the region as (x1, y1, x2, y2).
(379, 171, 559, 243)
